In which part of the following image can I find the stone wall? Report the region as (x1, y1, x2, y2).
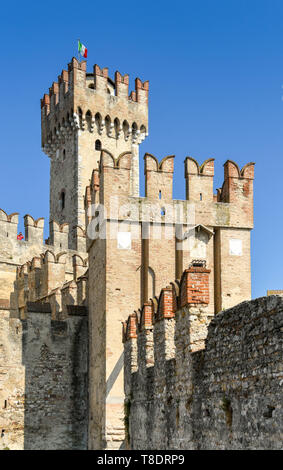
(0, 308, 25, 450)
(0, 211, 87, 324)
(0, 302, 88, 450)
(0, 204, 88, 449)
(123, 269, 283, 450)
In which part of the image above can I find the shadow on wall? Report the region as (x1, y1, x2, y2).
(21, 302, 88, 450)
(106, 352, 126, 450)
(126, 295, 283, 450)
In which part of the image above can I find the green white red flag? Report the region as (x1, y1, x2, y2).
(78, 40, 87, 58)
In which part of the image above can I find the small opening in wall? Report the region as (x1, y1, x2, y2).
(161, 207, 166, 216)
(190, 259, 206, 268)
(200, 193, 203, 201)
(63, 149, 66, 161)
(3, 400, 7, 409)
(88, 83, 94, 89)
(1, 430, 5, 438)
(263, 405, 275, 419)
(159, 190, 162, 200)
(60, 191, 65, 210)
(95, 139, 101, 151)
(6, 232, 8, 237)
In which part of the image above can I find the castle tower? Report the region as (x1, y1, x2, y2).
(86, 151, 254, 449)
(41, 58, 149, 249)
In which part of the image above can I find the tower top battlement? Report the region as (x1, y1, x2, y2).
(40, 57, 148, 242)
(41, 57, 149, 151)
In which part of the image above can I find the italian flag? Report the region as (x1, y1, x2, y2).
(78, 40, 87, 58)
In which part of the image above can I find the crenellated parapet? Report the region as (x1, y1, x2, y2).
(85, 153, 254, 231)
(15, 248, 88, 319)
(124, 261, 282, 448)
(144, 154, 175, 201)
(0, 206, 88, 322)
(0, 209, 19, 238)
(123, 265, 211, 366)
(123, 290, 283, 449)
(41, 57, 149, 156)
(123, 266, 213, 449)
(0, 209, 87, 259)
(219, 160, 255, 204)
(0, 210, 45, 309)
(49, 220, 69, 249)
(99, 150, 132, 203)
(24, 214, 45, 245)
(40, 250, 68, 297)
(185, 157, 215, 202)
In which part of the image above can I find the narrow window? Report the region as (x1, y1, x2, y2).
(86, 111, 92, 131)
(3, 400, 7, 409)
(78, 107, 83, 128)
(60, 191, 65, 210)
(200, 193, 203, 201)
(95, 139, 101, 151)
(159, 190, 162, 200)
(161, 207, 166, 216)
(63, 149, 66, 161)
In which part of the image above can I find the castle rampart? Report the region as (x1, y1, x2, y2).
(0, 210, 87, 321)
(0, 300, 88, 450)
(0, 225, 88, 450)
(123, 270, 283, 450)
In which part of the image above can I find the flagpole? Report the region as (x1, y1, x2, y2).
(78, 38, 80, 62)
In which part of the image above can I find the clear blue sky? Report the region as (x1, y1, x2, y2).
(1, 0, 283, 299)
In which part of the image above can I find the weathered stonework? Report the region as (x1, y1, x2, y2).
(0, 301, 88, 450)
(41, 59, 148, 248)
(123, 270, 283, 450)
(86, 148, 254, 448)
(0, 56, 256, 450)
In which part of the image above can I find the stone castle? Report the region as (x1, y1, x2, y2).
(0, 56, 280, 450)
